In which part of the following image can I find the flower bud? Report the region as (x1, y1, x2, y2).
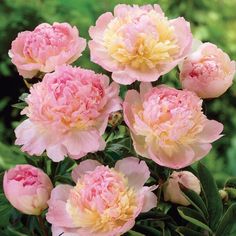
(163, 171, 201, 206)
(3, 164, 53, 215)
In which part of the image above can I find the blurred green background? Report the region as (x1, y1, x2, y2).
(0, 0, 235, 185)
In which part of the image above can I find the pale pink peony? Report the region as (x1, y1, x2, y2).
(9, 22, 86, 78)
(15, 65, 121, 162)
(3, 164, 53, 215)
(180, 42, 235, 98)
(163, 171, 201, 206)
(89, 4, 193, 85)
(46, 157, 157, 236)
(123, 83, 223, 169)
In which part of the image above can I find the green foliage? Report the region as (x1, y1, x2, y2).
(176, 163, 236, 236)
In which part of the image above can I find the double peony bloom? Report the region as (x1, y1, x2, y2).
(15, 65, 121, 161)
(89, 4, 192, 84)
(46, 157, 157, 236)
(4, 3, 235, 236)
(123, 83, 223, 169)
(9, 22, 86, 78)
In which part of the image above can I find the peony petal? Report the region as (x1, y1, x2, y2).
(46, 144, 67, 162)
(46, 185, 75, 228)
(71, 160, 102, 183)
(115, 157, 150, 189)
(63, 130, 104, 157)
(15, 119, 47, 156)
(89, 12, 114, 40)
(198, 120, 223, 143)
(140, 82, 152, 99)
(141, 187, 158, 212)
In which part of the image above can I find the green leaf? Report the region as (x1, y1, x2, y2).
(180, 187, 208, 219)
(177, 207, 212, 233)
(0, 142, 26, 169)
(11, 102, 27, 109)
(18, 93, 29, 102)
(54, 175, 74, 185)
(125, 230, 145, 236)
(197, 162, 223, 231)
(215, 203, 236, 236)
(133, 225, 162, 236)
(0, 193, 13, 227)
(225, 177, 236, 188)
(176, 227, 204, 236)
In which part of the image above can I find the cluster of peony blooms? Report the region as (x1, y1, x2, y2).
(4, 4, 235, 236)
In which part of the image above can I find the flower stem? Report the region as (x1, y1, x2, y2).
(37, 215, 48, 236)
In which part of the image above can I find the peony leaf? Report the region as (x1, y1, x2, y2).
(180, 187, 208, 219)
(125, 230, 145, 236)
(176, 226, 205, 236)
(215, 203, 236, 236)
(225, 177, 236, 188)
(197, 162, 223, 231)
(133, 224, 162, 236)
(0, 193, 13, 227)
(177, 207, 212, 233)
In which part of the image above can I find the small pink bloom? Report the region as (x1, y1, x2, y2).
(46, 157, 157, 236)
(3, 164, 53, 215)
(123, 83, 223, 169)
(89, 4, 192, 85)
(164, 171, 201, 206)
(180, 42, 235, 98)
(15, 65, 121, 162)
(9, 22, 86, 78)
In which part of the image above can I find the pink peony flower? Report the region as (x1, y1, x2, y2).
(180, 42, 235, 98)
(46, 157, 157, 236)
(89, 4, 192, 85)
(9, 22, 86, 78)
(123, 83, 223, 169)
(163, 171, 201, 206)
(15, 65, 121, 162)
(3, 164, 53, 215)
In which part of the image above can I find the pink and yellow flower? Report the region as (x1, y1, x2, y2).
(163, 171, 201, 206)
(3, 164, 53, 215)
(123, 83, 223, 169)
(9, 22, 86, 78)
(89, 4, 192, 85)
(15, 65, 121, 162)
(180, 42, 235, 98)
(46, 157, 157, 236)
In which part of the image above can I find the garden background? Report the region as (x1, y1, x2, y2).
(0, 0, 235, 190)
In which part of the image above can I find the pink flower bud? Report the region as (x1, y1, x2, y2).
(163, 171, 201, 206)
(3, 164, 53, 215)
(180, 42, 235, 99)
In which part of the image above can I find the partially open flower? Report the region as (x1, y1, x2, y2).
(46, 157, 157, 236)
(163, 171, 201, 206)
(9, 22, 86, 78)
(15, 65, 121, 161)
(89, 4, 192, 84)
(123, 83, 223, 169)
(3, 164, 53, 215)
(180, 42, 235, 98)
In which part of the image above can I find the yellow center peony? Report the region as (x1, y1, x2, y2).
(103, 10, 179, 71)
(66, 167, 137, 233)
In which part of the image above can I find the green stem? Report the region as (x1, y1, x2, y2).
(37, 215, 48, 236)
